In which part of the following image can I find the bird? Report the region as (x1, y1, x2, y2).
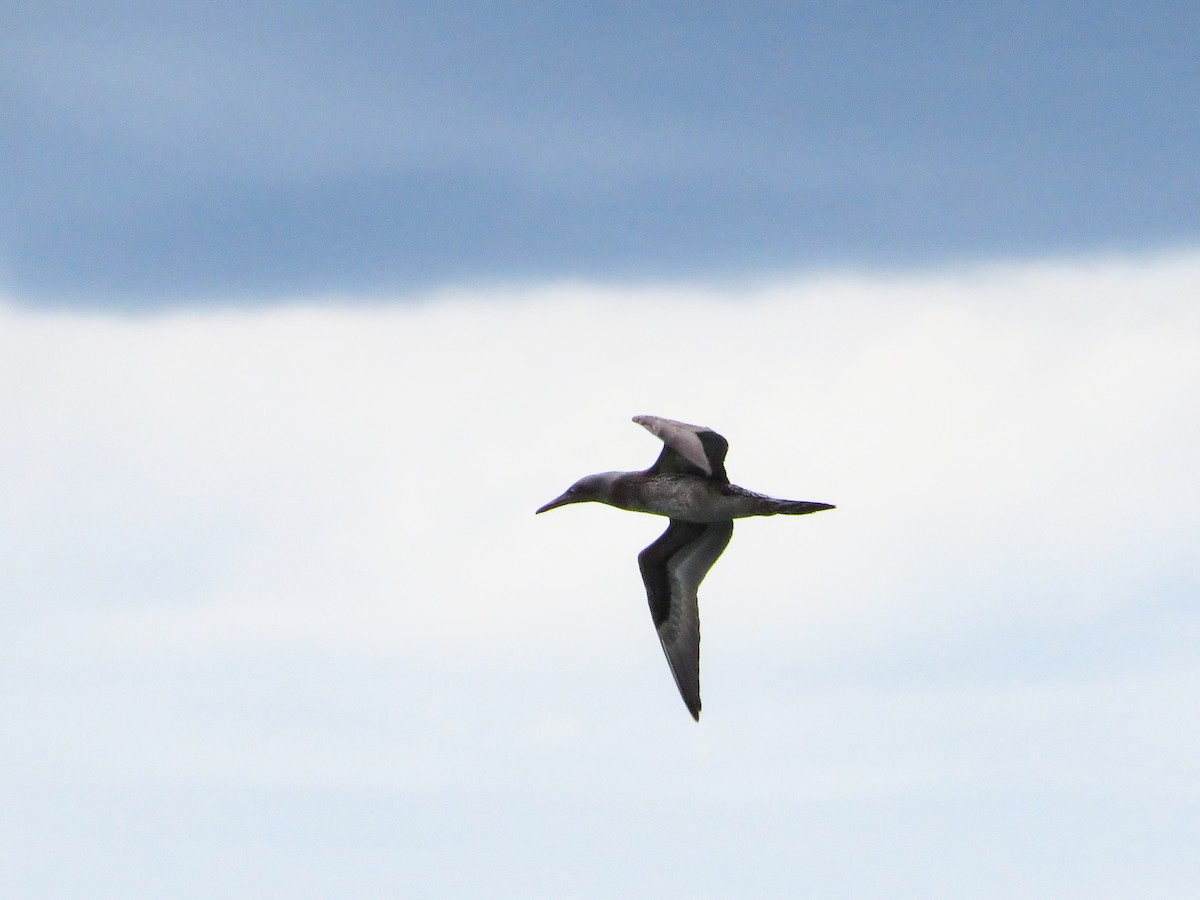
(536, 415, 834, 721)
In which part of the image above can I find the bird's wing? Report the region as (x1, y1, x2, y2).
(637, 519, 735, 721)
(633, 415, 730, 484)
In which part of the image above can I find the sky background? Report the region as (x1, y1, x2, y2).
(3, 4, 1200, 899)
(5, 0, 1200, 306)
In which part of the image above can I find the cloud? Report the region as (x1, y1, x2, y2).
(3, 250, 1197, 674)
(3, 250, 1200, 895)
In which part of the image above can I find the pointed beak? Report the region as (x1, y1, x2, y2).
(535, 491, 575, 514)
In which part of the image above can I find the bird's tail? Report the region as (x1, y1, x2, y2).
(773, 500, 835, 515)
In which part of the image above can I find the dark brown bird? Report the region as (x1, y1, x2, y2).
(536, 415, 834, 721)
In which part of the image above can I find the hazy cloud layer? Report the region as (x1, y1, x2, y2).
(2, 252, 1198, 895)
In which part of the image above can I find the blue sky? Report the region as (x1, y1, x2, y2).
(3, 5, 1200, 899)
(4, 1, 1199, 305)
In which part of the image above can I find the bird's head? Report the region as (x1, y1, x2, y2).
(535, 472, 621, 514)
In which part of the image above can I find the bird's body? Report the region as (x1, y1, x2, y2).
(536, 415, 834, 721)
(568, 471, 826, 522)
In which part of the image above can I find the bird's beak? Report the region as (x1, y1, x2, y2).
(535, 491, 575, 514)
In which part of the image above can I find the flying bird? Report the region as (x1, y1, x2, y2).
(536, 415, 834, 721)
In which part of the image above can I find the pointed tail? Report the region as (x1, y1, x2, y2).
(775, 500, 835, 515)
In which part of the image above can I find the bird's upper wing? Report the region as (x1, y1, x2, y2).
(637, 519, 735, 721)
(633, 415, 730, 484)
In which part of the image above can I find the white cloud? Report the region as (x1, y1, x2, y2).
(4, 251, 1200, 897)
(2, 253, 1199, 787)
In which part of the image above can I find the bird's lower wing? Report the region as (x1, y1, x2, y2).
(638, 519, 734, 721)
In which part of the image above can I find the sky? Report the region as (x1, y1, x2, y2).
(4, 1, 1200, 306)
(2, 4, 1200, 899)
